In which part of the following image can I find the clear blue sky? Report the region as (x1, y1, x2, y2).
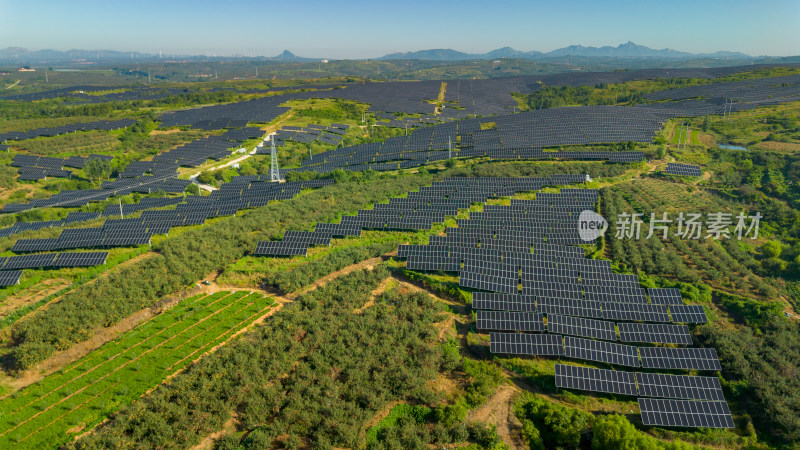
(1, 0, 798, 58)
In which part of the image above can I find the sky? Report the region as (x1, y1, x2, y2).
(1, 0, 798, 58)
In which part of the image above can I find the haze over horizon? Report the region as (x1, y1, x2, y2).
(1, 0, 798, 59)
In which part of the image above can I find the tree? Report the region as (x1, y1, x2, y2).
(197, 170, 216, 185)
(702, 116, 710, 132)
(762, 240, 783, 259)
(84, 158, 112, 182)
(185, 183, 200, 196)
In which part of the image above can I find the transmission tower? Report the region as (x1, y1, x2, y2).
(448, 136, 452, 159)
(270, 139, 281, 182)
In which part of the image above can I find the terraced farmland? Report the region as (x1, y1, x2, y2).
(0, 291, 274, 449)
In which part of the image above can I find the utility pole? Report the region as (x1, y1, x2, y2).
(45, 72, 48, 83)
(119, 198, 123, 218)
(148, 71, 151, 83)
(448, 136, 452, 159)
(270, 139, 280, 182)
(683, 124, 689, 151)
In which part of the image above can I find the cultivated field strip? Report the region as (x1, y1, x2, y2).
(0, 290, 274, 449)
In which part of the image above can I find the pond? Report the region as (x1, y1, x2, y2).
(718, 144, 748, 151)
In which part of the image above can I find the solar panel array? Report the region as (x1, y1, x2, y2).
(385, 185, 731, 428)
(639, 398, 734, 429)
(2, 130, 263, 213)
(12, 154, 113, 181)
(555, 364, 637, 396)
(0, 251, 108, 271)
(9, 179, 332, 253)
(0, 270, 23, 287)
(0, 119, 135, 142)
(268, 124, 345, 149)
(664, 163, 702, 177)
(555, 364, 732, 428)
(254, 175, 580, 257)
(644, 74, 800, 115)
(283, 106, 654, 176)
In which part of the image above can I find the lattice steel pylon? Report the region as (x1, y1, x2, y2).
(270, 139, 281, 182)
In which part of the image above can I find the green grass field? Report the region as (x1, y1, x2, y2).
(0, 291, 274, 449)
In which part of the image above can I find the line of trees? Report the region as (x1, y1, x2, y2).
(8, 173, 433, 370)
(73, 267, 445, 449)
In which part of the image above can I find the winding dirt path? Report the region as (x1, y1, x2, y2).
(468, 384, 525, 450)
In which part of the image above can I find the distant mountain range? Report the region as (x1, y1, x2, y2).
(378, 42, 753, 61)
(0, 42, 763, 65)
(0, 48, 315, 65)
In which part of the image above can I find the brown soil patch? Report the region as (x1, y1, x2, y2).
(191, 413, 239, 450)
(431, 372, 460, 397)
(467, 384, 525, 450)
(698, 132, 716, 147)
(757, 141, 800, 152)
(148, 129, 182, 135)
(363, 401, 402, 433)
(0, 278, 70, 322)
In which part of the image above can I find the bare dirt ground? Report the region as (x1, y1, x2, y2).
(468, 384, 525, 450)
(0, 278, 70, 322)
(190, 413, 239, 450)
(148, 129, 182, 135)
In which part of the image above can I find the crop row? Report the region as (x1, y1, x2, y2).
(0, 290, 274, 449)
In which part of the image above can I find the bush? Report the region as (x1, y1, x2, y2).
(514, 393, 593, 449)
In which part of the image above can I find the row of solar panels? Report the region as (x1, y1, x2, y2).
(9, 180, 333, 253)
(665, 163, 703, 177)
(490, 332, 721, 371)
(472, 293, 706, 323)
(253, 175, 587, 257)
(0, 120, 136, 142)
(555, 364, 733, 429)
(0, 251, 109, 287)
(477, 311, 697, 343)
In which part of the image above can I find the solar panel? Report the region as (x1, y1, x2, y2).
(547, 314, 616, 341)
(670, 305, 708, 324)
(555, 364, 637, 396)
(648, 288, 684, 305)
(664, 163, 703, 177)
(602, 302, 670, 322)
(52, 251, 109, 268)
(476, 310, 544, 332)
(639, 347, 721, 371)
(635, 373, 725, 401)
(471, 292, 537, 312)
(564, 336, 640, 367)
(489, 332, 564, 356)
(253, 241, 308, 257)
(0, 270, 23, 287)
(617, 323, 693, 345)
(638, 398, 734, 428)
(3, 253, 57, 270)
